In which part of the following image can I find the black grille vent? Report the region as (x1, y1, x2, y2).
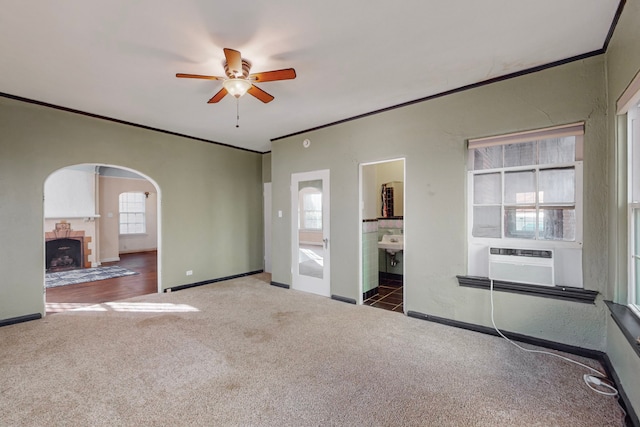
(489, 247, 552, 259)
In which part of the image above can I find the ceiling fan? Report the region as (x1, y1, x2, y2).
(176, 48, 296, 104)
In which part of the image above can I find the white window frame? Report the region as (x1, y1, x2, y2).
(466, 123, 585, 287)
(627, 104, 640, 317)
(119, 192, 146, 235)
(618, 70, 640, 318)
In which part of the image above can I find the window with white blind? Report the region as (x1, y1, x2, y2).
(467, 123, 584, 287)
(119, 192, 146, 234)
(300, 188, 322, 230)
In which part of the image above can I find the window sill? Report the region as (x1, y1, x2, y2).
(456, 275, 598, 304)
(605, 301, 640, 359)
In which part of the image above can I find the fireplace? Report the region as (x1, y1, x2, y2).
(46, 238, 83, 271)
(45, 222, 92, 272)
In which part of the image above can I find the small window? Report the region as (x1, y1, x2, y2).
(468, 124, 583, 243)
(301, 190, 322, 230)
(119, 192, 146, 234)
(466, 123, 584, 288)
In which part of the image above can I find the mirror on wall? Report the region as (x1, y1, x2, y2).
(381, 181, 403, 218)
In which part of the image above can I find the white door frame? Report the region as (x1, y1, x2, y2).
(291, 169, 331, 297)
(358, 158, 405, 308)
(263, 182, 272, 273)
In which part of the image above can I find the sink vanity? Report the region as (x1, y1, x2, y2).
(378, 234, 404, 255)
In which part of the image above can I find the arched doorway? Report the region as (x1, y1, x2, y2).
(43, 164, 161, 314)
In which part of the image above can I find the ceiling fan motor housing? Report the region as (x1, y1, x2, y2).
(224, 59, 251, 79)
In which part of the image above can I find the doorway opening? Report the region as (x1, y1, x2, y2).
(359, 158, 405, 313)
(44, 164, 161, 314)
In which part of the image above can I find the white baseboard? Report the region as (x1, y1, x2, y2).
(101, 257, 120, 263)
(119, 248, 157, 255)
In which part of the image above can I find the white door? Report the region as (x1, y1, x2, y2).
(263, 183, 272, 273)
(291, 170, 330, 297)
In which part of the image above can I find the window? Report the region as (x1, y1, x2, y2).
(119, 192, 146, 234)
(468, 123, 583, 243)
(628, 104, 640, 316)
(467, 123, 584, 288)
(299, 188, 322, 230)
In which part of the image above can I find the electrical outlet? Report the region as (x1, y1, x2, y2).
(186, 270, 193, 276)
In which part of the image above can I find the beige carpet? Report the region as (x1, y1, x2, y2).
(0, 274, 626, 426)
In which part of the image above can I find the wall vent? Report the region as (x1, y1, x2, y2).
(488, 247, 554, 287)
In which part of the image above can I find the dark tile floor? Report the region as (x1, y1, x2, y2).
(364, 276, 403, 313)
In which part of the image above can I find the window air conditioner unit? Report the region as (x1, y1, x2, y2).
(488, 248, 554, 287)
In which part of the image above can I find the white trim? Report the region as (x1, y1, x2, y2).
(629, 205, 638, 308)
(468, 122, 584, 149)
(628, 102, 640, 315)
(617, 69, 640, 115)
(263, 183, 272, 274)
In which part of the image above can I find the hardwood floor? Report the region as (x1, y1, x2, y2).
(46, 251, 158, 314)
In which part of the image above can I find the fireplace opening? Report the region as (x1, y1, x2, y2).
(46, 238, 83, 272)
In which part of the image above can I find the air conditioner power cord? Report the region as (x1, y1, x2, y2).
(489, 279, 618, 397)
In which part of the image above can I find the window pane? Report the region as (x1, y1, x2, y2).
(635, 257, 640, 306)
(473, 173, 501, 204)
(119, 192, 147, 234)
(539, 208, 576, 241)
(539, 168, 575, 204)
(304, 211, 322, 230)
(304, 193, 321, 211)
(473, 146, 502, 170)
(504, 170, 536, 204)
(504, 142, 536, 167)
(504, 208, 536, 239)
(472, 206, 501, 238)
(539, 137, 575, 165)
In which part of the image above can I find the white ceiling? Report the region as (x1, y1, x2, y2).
(0, 1, 621, 153)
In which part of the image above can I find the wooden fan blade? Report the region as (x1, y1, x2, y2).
(250, 68, 297, 83)
(176, 73, 223, 80)
(223, 48, 243, 77)
(207, 88, 228, 103)
(247, 85, 274, 103)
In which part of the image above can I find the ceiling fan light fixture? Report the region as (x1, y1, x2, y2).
(223, 78, 251, 98)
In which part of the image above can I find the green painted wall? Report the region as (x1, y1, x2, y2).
(262, 152, 272, 183)
(272, 55, 608, 350)
(0, 97, 263, 321)
(605, 0, 640, 415)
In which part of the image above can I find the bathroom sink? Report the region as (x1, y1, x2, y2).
(378, 234, 404, 255)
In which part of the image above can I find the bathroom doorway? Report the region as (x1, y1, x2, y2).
(359, 158, 405, 312)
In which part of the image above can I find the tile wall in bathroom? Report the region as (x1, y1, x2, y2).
(362, 219, 379, 293)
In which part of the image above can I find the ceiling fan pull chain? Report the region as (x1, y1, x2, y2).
(236, 97, 240, 128)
